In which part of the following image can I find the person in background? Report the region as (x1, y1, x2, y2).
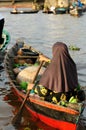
(72, 0, 83, 8)
(0, 13, 5, 44)
(50, 6, 56, 14)
(28, 42, 85, 104)
(12, 6, 18, 13)
(77, 0, 83, 7)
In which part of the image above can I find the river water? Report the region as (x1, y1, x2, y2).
(0, 7, 86, 130)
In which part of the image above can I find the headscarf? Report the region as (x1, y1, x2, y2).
(39, 42, 78, 93)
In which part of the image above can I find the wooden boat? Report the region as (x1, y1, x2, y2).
(0, 29, 10, 69)
(43, 7, 68, 15)
(0, 29, 10, 52)
(4, 41, 85, 130)
(10, 9, 39, 14)
(55, 7, 68, 14)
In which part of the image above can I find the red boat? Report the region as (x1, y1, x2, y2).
(4, 41, 85, 130)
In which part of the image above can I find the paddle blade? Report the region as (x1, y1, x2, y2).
(12, 105, 24, 126)
(12, 90, 30, 126)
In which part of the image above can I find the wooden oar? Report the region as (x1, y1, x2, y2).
(12, 60, 44, 126)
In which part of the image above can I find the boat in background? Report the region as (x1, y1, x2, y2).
(42, 10, 53, 14)
(4, 41, 85, 130)
(69, 6, 83, 17)
(10, 8, 39, 14)
(69, 8, 83, 17)
(43, 7, 69, 15)
(0, 29, 10, 70)
(0, 29, 10, 52)
(55, 7, 69, 14)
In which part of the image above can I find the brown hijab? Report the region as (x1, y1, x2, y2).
(39, 42, 78, 93)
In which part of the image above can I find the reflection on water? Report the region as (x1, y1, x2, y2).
(0, 7, 86, 130)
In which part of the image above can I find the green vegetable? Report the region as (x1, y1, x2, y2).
(34, 62, 39, 66)
(13, 63, 20, 68)
(69, 96, 74, 103)
(60, 101, 67, 107)
(71, 99, 77, 103)
(20, 81, 28, 90)
(69, 96, 78, 103)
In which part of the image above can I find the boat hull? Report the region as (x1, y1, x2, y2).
(11, 86, 79, 130)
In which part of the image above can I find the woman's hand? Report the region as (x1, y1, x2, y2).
(27, 83, 34, 90)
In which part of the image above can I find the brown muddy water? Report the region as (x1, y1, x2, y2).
(0, 7, 86, 130)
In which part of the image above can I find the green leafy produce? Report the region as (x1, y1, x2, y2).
(60, 101, 67, 107)
(34, 62, 39, 66)
(71, 98, 77, 103)
(20, 81, 28, 90)
(13, 63, 29, 68)
(13, 63, 21, 68)
(69, 96, 78, 103)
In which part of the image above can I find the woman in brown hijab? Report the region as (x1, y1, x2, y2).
(39, 42, 78, 92)
(34, 42, 85, 103)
